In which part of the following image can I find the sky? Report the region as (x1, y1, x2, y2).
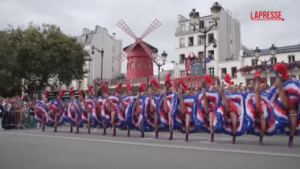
(1, 0, 299, 73)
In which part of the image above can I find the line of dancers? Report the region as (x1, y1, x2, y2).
(34, 63, 300, 148)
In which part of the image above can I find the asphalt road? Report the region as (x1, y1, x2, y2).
(0, 127, 299, 169)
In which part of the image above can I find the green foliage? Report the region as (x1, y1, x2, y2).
(0, 22, 90, 97)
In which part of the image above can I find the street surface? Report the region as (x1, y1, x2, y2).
(0, 127, 299, 169)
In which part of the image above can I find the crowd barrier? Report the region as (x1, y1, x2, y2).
(1, 111, 34, 130)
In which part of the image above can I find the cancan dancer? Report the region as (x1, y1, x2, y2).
(271, 63, 299, 148)
(148, 78, 160, 138)
(202, 75, 215, 142)
(43, 89, 66, 132)
(68, 87, 82, 134)
(116, 82, 133, 137)
(216, 75, 241, 144)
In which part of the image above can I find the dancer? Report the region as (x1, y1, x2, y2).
(146, 78, 160, 138)
(93, 87, 106, 135)
(253, 71, 267, 145)
(78, 88, 93, 134)
(172, 79, 196, 142)
(45, 89, 66, 132)
(271, 63, 299, 148)
(35, 90, 49, 130)
(100, 83, 120, 136)
(68, 87, 81, 133)
(117, 82, 135, 137)
(216, 75, 246, 144)
(160, 73, 174, 140)
(202, 75, 214, 142)
(126, 82, 146, 137)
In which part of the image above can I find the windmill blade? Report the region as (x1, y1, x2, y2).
(140, 41, 153, 59)
(116, 20, 138, 39)
(115, 43, 137, 63)
(139, 19, 162, 40)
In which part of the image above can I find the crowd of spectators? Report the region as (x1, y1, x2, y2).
(0, 95, 35, 129)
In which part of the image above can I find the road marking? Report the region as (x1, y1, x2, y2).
(1, 131, 299, 158)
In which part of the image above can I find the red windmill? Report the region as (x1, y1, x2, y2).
(116, 19, 161, 80)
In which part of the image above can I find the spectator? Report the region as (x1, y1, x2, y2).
(0, 97, 3, 119)
(9, 99, 17, 128)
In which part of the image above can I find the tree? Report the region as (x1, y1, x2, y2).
(7, 22, 90, 93)
(0, 30, 22, 97)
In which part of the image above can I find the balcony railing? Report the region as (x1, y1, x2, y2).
(175, 22, 216, 34)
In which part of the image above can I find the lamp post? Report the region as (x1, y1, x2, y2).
(91, 45, 104, 81)
(189, 2, 222, 74)
(152, 49, 167, 83)
(254, 44, 277, 84)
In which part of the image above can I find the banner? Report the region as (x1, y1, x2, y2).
(190, 62, 203, 76)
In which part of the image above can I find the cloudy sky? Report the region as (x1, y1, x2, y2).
(1, 0, 299, 73)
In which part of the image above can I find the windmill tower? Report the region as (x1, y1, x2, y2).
(116, 19, 161, 80)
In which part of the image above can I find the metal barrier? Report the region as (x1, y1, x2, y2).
(1, 111, 32, 130)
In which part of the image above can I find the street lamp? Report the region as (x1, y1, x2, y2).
(254, 44, 277, 84)
(91, 45, 104, 81)
(189, 2, 222, 74)
(152, 49, 167, 83)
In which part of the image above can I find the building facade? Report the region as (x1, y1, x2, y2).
(239, 44, 300, 86)
(76, 26, 123, 87)
(174, 9, 241, 78)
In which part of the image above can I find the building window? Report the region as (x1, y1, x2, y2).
(136, 61, 140, 68)
(209, 67, 214, 76)
(188, 36, 194, 46)
(144, 62, 148, 69)
(130, 62, 134, 69)
(180, 54, 185, 64)
(180, 70, 186, 77)
(198, 35, 204, 45)
(112, 66, 114, 72)
(179, 38, 185, 48)
(231, 67, 237, 78)
(198, 52, 204, 60)
(271, 57, 277, 64)
(208, 33, 214, 43)
(288, 55, 295, 63)
(180, 24, 185, 32)
(251, 59, 257, 66)
(112, 56, 114, 63)
(199, 21, 204, 29)
(221, 68, 227, 79)
(127, 63, 129, 69)
(149, 63, 152, 69)
(208, 50, 214, 60)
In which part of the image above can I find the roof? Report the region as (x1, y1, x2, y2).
(76, 33, 94, 45)
(123, 41, 158, 52)
(243, 44, 300, 57)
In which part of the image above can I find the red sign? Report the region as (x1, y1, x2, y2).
(250, 11, 284, 21)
